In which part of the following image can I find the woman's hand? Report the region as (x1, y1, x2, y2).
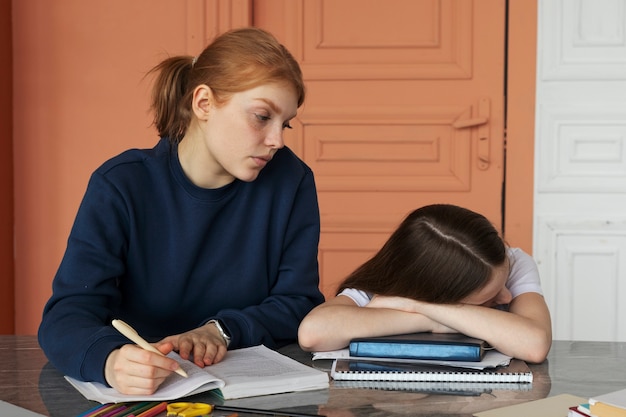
(104, 322, 229, 395)
(104, 342, 179, 395)
(157, 322, 228, 368)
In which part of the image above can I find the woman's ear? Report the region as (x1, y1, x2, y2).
(192, 84, 213, 121)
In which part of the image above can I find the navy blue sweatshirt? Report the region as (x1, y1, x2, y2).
(38, 138, 324, 384)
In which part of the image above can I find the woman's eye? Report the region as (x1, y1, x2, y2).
(254, 113, 292, 129)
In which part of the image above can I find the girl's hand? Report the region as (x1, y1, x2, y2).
(157, 322, 227, 368)
(104, 342, 179, 395)
(366, 295, 457, 333)
(366, 294, 420, 312)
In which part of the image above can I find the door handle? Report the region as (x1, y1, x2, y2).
(452, 117, 488, 129)
(452, 98, 491, 170)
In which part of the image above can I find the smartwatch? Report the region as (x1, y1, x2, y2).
(208, 319, 231, 348)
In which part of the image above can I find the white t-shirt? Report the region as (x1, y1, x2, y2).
(339, 247, 543, 307)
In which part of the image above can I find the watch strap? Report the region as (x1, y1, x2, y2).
(208, 319, 231, 348)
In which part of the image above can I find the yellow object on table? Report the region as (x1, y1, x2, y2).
(166, 402, 213, 417)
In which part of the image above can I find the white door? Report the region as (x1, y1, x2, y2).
(535, 0, 626, 341)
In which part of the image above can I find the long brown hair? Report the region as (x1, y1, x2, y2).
(338, 204, 507, 303)
(148, 27, 305, 143)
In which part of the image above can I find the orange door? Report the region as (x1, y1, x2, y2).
(255, 0, 507, 297)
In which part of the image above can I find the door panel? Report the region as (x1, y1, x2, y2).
(259, 0, 504, 298)
(301, 104, 473, 191)
(300, 0, 473, 79)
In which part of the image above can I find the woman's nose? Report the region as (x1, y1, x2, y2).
(266, 126, 285, 149)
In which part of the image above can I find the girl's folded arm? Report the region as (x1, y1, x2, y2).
(297, 295, 440, 352)
(404, 293, 552, 363)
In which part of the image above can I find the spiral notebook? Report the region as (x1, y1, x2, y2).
(332, 379, 532, 394)
(330, 358, 533, 383)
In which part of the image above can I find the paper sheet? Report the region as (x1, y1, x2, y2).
(474, 394, 585, 417)
(0, 401, 47, 417)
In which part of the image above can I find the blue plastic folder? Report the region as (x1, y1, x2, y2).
(349, 332, 488, 362)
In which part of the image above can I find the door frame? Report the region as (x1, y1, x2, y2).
(503, 0, 537, 253)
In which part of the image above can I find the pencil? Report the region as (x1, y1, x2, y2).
(213, 404, 325, 417)
(76, 403, 108, 417)
(111, 402, 157, 417)
(112, 319, 188, 378)
(100, 405, 128, 417)
(81, 403, 121, 417)
(133, 401, 168, 417)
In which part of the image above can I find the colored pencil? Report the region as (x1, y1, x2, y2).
(133, 401, 168, 417)
(100, 405, 128, 417)
(76, 403, 111, 417)
(82, 404, 122, 417)
(111, 402, 157, 417)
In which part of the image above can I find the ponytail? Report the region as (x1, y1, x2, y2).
(148, 56, 194, 143)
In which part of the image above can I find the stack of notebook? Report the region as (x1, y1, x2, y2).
(324, 333, 533, 393)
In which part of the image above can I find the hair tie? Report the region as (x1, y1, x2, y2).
(191, 56, 198, 67)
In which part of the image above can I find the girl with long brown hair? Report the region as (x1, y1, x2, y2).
(299, 204, 552, 363)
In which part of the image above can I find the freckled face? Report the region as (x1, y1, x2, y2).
(204, 82, 298, 184)
(462, 257, 512, 307)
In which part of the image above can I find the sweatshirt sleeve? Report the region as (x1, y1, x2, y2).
(215, 168, 325, 349)
(38, 171, 132, 384)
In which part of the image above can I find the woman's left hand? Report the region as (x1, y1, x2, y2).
(156, 322, 227, 368)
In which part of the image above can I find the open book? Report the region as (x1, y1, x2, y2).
(66, 345, 329, 404)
